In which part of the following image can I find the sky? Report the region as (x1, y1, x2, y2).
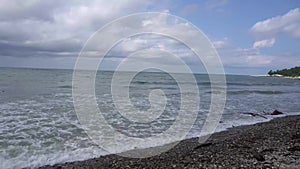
(0, 0, 299, 75)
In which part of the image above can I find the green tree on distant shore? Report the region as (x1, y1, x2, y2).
(268, 66, 300, 77)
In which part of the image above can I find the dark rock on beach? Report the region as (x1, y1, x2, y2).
(39, 115, 300, 169)
(271, 110, 284, 115)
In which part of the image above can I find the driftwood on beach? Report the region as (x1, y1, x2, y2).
(241, 110, 284, 119)
(241, 112, 268, 119)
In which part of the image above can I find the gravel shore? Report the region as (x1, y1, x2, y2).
(39, 115, 300, 169)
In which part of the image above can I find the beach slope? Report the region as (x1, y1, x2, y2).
(39, 115, 300, 169)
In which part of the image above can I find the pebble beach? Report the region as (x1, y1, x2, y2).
(39, 115, 300, 169)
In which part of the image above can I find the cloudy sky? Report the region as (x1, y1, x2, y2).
(0, 0, 299, 75)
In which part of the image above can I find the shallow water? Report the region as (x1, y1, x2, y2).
(0, 67, 300, 168)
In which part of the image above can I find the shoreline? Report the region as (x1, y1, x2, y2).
(39, 115, 300, 169)
(251, 74, 300, 79)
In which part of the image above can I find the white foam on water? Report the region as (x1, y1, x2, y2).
(0, 146, 106, 169)
(1, 92, 300, 169)
(0, 96, 108, 169)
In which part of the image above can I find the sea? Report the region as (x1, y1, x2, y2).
(0, 67, 300, 168)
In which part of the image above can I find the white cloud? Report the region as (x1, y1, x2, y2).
(217, 40, 299, 71)
(211, 37, 274, 68)
(245, 55, 272, 65)
(0, 0, 167, 42)
(0, 0, 169, 58)
(214, 37, 276, 67)
(0, 0, 297, 74)
(0, 0, 69, 21)
(251, 8, 300, 39)
(253, 38, 276, 49)
(212, 37, 230, 49)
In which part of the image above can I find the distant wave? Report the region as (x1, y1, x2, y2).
(132, 81, 214, 86)
(132, 81, 177, 85)
(226, 82, 251, 86)
(132, 81, 297, 87)
(58, 85, 72, 89)
(207, 90, 287, 95)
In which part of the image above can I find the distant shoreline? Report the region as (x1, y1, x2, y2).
(252, 74, 300, 79)
(268, 75, 300, 79)
(40, 115, 300, 169)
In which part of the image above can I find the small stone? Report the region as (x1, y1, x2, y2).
(253, 153, 265, 161)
